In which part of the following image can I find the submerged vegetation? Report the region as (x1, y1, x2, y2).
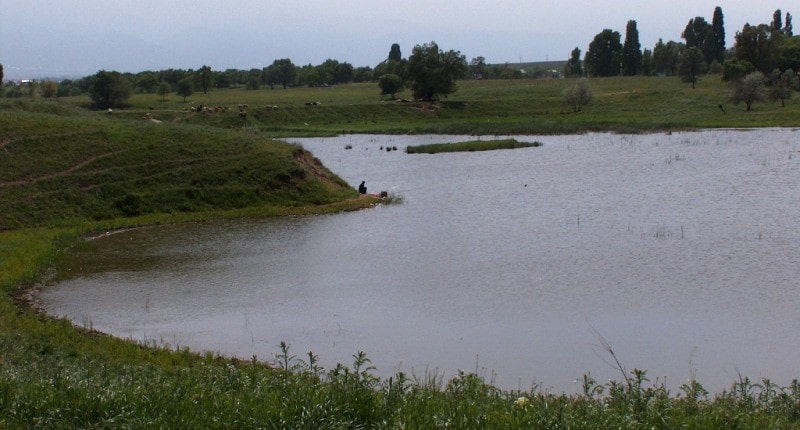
(3, 74, 800, 427)
(405, 138, 541, 154)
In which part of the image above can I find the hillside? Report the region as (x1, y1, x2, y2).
(0, 100, 359, 230)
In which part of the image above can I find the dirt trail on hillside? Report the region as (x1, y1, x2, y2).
(0, 152, 119, 188)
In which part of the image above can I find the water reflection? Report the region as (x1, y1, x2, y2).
(43, 130, 800, 393)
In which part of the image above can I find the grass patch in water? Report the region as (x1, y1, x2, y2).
(405, 138, 541, 154)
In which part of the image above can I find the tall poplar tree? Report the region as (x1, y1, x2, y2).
(565, 47, 583, 77)
(710, 7, 726, 64)
(388, 43, 402, 62)
(622, 20, 642, 75)
(784, 13, 793, 36)
(197, 65, 213, 94)
(772, 9, 783, 32)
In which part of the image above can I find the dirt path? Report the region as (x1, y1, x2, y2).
(0, 151, 120, 187)
(0, 131, 89, 152)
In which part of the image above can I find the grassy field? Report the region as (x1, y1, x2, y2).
(60, 75, 800, 137)
(3, 76, 800, 428)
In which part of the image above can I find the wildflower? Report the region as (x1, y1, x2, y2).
(514, 396, 529, 407)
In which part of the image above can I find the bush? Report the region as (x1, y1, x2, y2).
(563, 78, 593, 112)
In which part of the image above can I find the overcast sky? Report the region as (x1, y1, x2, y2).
(1, 1, 798, 80)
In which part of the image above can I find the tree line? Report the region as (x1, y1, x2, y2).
(574, 7, 798, 83)
(3, 6, 798, 110)
(0, 37, 569, 108)
(564, 7, 799, 109)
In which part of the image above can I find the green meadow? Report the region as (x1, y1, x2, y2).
(3, 76, 800, 428)
(69, 75, 800, 136)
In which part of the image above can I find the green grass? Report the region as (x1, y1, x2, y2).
(406, 138, 542, 154)
(3, 78, 800, 427)
(59, 75, 800, 136)
(0, 100, 368, 230)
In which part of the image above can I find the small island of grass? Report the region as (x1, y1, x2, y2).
(405, 138, 542, 154)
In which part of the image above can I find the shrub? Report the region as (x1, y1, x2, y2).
(563, 78, 593, 112)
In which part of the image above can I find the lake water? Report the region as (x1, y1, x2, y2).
(41, 130, 800, 393)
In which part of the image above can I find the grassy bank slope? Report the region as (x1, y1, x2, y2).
(0, 100, 363, 230)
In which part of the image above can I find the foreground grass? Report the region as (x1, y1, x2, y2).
(406, 138, 541, 154)
(3, 89, 800, 427)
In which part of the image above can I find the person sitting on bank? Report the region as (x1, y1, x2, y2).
(358, 181, 367, 194)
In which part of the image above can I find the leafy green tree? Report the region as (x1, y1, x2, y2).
(678, 46, 707, 88)
(89, 70, 132, 108)
(641, 48, 654, 75)
(469, 56, 487, 78)
(296, 64, 320, 87)
(353, 66, 373, 83)
(57, 79, 74, 97)
(564, 47, 583, 77)
(26, 81, 37, 98)
(373, 59, 406, 82)
(563, 78, 592, 112)
(157, 82, 170, 101)
(683, 16, 717, 65)
(734, 23, 783, 74)
(665, 41, 686, 75)
(729, 71, 766, 111)
(136, 73, 159, 93)
(315, 59, 338, 85)
(622, 20, 642, 76)
(652, 39, 668, 74)
(378, 74, 404, 99)
(40, 80, 58, 98)
(333, 62, 354, 84)
(406, 41, 467, 100)
(214, 70, 230, 89)
(721, 58, 755, 83)
(710, 7, 726, 64)
(779, 36, 800, 71)
(585, 29, 622, 77)
(683, 17, 710, 51)
(221, 69, 240, 88)
(197, 65, 213, 94)
(0, 64, 3, 84)
(176, 77, 193, 101)
(246, 68, 259, 83)
(768, 68, 794, 107)
(388, 43, 402, 62)
(265, 59, 296, 89)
